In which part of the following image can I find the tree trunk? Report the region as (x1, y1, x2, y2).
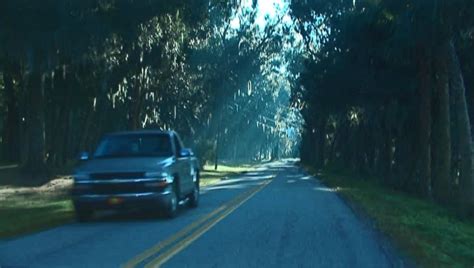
(301, 130, 313, 165)
(54, 106, 67, 166)
(417, 47, 433, 198)
(314, 116, 326, 169)
(447, 40, 474, 213)
(431, 41, 452, 204)
(129, 85, 142, 130)
(24, 71, 47, 178)
(214, 115, 221, 170)
(78, 105, 95, 153)
(1, 63, 20, 162)
(18, 69, 29, 167)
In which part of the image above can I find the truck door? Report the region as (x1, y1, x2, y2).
(172, 134, 193, 195)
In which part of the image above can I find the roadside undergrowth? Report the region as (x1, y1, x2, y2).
(305, 166, 474, 268)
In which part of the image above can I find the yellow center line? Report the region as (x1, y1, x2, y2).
(123, 178, 273, 268)
(123, 205, 226, 268)
(144, 179, 272, 268)
(124, 186, 258, 267)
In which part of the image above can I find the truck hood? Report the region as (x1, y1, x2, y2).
(75, 157, 174, 174)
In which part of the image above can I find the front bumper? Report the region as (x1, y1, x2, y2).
(73, 190, 172, 211)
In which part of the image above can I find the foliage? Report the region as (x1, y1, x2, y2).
(0, 0, 302, 174)
(291, 0, 474, 213)
(315, 169, 474, 267)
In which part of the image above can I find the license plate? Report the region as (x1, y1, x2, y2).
(108, 197, 123, 205)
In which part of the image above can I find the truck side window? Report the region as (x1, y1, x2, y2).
(173, 135, 182, 156)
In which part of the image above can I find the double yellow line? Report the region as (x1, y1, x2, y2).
(123, 178, 273, 268)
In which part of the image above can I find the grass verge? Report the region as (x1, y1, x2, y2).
(0, 164, 255, 239)
(200, 164, 256, 187)
(0, 177, 74, 239)
(307, 168, 474, 267)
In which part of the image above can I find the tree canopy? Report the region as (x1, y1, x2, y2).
(291, 0, 474, 214)
(1, 0, 473, 214)
(0, 0, 301, 175)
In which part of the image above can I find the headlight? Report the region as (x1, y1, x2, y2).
(145, 172, 172, 180)
(144, 172, 173, 187)
(74, 174, 90, 181)
(144, 181, 171, 187)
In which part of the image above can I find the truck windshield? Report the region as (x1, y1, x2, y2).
(93, 134, 173, 158)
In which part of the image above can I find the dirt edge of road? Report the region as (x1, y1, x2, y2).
(299, 165, 417, 268)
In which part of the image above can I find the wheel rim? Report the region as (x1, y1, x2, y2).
(170, 192, 177, 212)
(193, 183, 199, 202)
(193, 172, 199, 202)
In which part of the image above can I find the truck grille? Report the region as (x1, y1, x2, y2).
(87, 183, 148, 195)
(90, 172, 145, 180)
(73, 181, 162, 195)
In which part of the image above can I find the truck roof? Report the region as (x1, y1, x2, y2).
(106, 130, 174, 136)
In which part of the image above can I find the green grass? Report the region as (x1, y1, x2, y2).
(200, 164, 256, 187)
(0, 169, 76, 239)
(308, 168, 474, 268)
(0, 193, 74, 239)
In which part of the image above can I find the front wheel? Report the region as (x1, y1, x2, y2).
(74, 204, 94, 222)
(164, 182, 178, 218)
(188, 173, 199, 208)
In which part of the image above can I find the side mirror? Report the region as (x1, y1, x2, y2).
(179, 148, 193, 158)
(78, 152, 90, 161)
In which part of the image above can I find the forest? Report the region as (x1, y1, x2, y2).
(0, 0, 301, 175)
(1, 0, 473, 215)
(292, 0, 474, 215)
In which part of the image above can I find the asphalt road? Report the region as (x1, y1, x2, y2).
(0, 160, 409, 268)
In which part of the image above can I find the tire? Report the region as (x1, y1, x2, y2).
(188, 172, 200, 208)
(164, 181, 178, 218)
(75, 205, 94, 222)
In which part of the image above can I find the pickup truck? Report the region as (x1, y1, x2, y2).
(71, 130, 200, 221)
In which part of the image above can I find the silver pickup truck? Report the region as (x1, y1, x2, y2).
(71, 130, 200, 221)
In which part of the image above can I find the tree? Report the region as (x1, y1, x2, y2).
(0, 0, 301, 177)
(290, 0, 474, 212)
